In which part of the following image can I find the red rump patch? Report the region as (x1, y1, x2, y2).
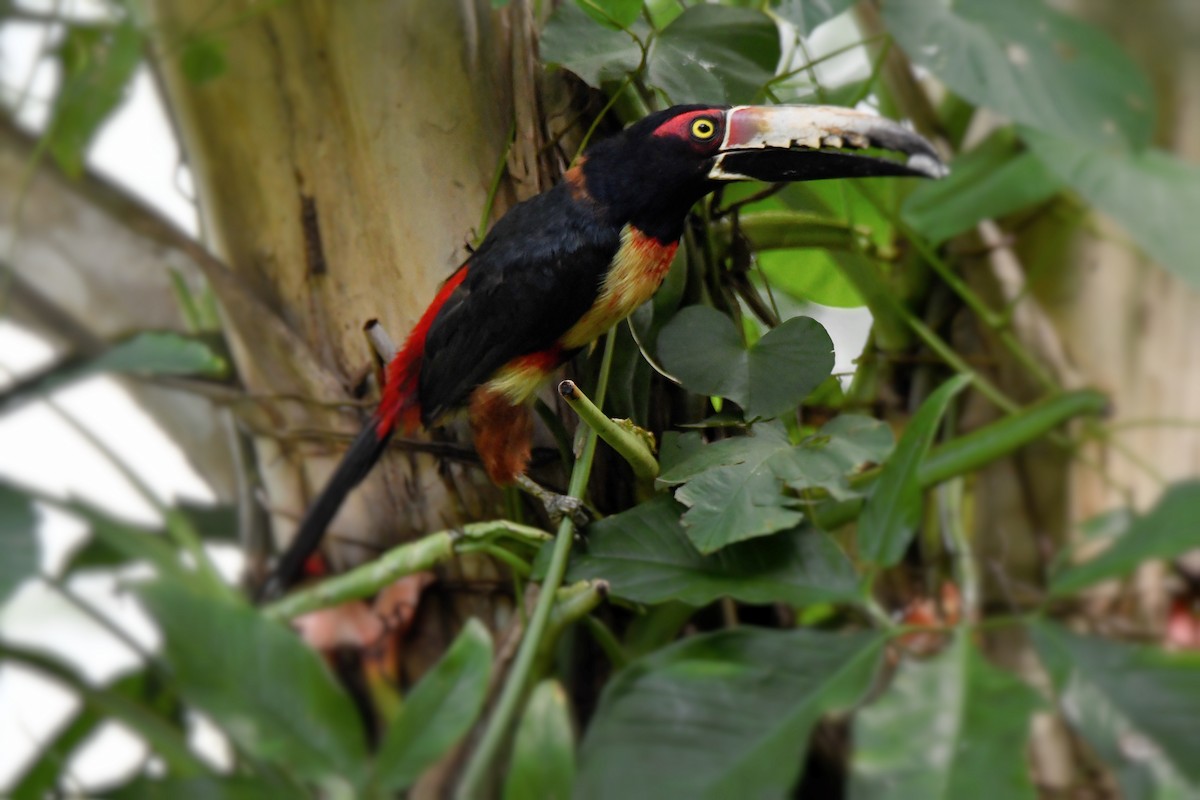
(510, 346, 563, 375)
(376, 264, 469, 437)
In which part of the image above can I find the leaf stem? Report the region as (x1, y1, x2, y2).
(558, 379, 658, 480)
(455, 332, 616, 798)
(264, 521, 550, 620)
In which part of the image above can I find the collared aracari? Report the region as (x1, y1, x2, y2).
(269, 104, 944, 592)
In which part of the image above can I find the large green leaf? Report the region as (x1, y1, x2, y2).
(1052, 481, 1200, 595)
(658, 425, 791, 486)
(371, 619, 492, 791)
(672, 448, 806, 553)
(780, 414, 894, 501)
(47, 19, 143, 177)
(658, 416, 889, 553)
(850, 635, 1040, 800)
(62, 502, 192, 583)
(0, 484, 39, 606)
(882, 0, 1152, 149)
(758, 248, 865, 308)
(540, 3, 644, 87)
(657, 305, 834, 420)
(902, 131, 1061, 244)
(1032, 621, 1200, 787)
(107, 777, 283, 800)
(576, 628, 884, 799)
(504, 680, 575, 800)
(858, 375, 969, 566)
(564, 494, 860, 606)
(659, 425, 805, 553)
(771, 0, 856, 36)
(1024, 129, 1200, 289)
(136, 579, 368, 786)
(648, 6, 780, 105)
(1055, 673, 1195, 799)
(575, 0, 642, 29)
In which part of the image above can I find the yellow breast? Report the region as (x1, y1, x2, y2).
(483, 225, 678, 405)
(560, 225, 679, 350)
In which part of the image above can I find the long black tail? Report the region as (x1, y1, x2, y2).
(261, 421, 393, 599)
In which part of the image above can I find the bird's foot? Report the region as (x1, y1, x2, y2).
(515, 475, 592, 529)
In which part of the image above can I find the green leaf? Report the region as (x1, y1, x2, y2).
(882, 0, 1152, 149)
(372, 619, 492, 791)
(648, 6, 780, 105)
(91, 332, 227, 377)
(61, 502, 190, 582)
(771, 0, 856, 36)
(47, 19, 143, 177)
(665, 425, 806, 552)
(0, 484, 39, 606)
(574, 0, 642, 29)
(0, 333, 227, 413)
(858, 375, 969, 566)
(1024, 129, 1200, 288)
(669, 456, 804, 552)
(850, 635, 1040, 800)
(106, 776, 285, 800)
(504, 680, 575, 800)
(758, 249, 865, 307)
(565, 494, 860, 606)
(576, 628, 884, 799)
(540, 2, 644, 87)
(180, 37, 228, 85)
(136, 579, 368, 785)
(1058, 679, 1195, 799)
(902, 131, 1061, 244)
(658, 305, 834, 420)
(781, 414, 894, 501)
(1052, 481, 1200, 596)
(659, 426, 790, 485)
(1031, 621, 1200, 787)
(658, 416, 887, 553)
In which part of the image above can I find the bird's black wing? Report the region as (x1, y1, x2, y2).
(418, 185, 620, 422)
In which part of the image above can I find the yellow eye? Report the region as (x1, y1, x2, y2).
(690, 118, 717, 140)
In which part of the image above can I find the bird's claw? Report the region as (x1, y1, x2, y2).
(516, 475, 592, 529)
(543, 493, 592, 529)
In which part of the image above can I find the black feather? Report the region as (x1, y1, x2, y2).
(418, 183, 620, 421)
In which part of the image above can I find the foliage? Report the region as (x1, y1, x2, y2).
(3, 0, 1200, 798)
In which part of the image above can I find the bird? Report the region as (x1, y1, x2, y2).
(267, 103, 944, 593)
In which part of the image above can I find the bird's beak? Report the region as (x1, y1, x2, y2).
(709, 105, 947, 183)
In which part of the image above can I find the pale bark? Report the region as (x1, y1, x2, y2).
(140, 0, 558, 590)
(1035, 0, 1200, 613)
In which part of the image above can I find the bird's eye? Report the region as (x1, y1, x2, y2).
(690, 118, 717, 141)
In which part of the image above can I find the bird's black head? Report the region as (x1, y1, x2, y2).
(578, 104, 946, 243)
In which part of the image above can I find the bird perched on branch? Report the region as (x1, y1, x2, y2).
(267, 103, 944, 594)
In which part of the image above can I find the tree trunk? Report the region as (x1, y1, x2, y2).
(1043, 0, 1200, 612)
(144, 0, 536, 573)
